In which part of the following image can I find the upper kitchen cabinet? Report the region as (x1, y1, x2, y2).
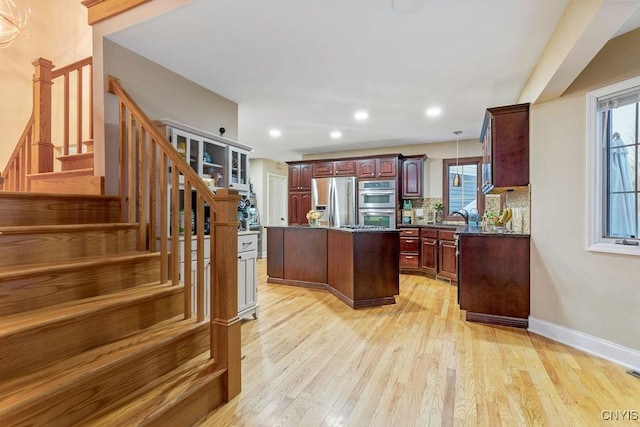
(228, 146, 250, 193)
(288, 163, 313, 191)
(402, 155, 426, 198)
(155, 119, 253, 193)
(311, 160, 357, 177)
(480, 103, 529, 193)
(287, 162, 313, 225)
(356, 157, 398, 178)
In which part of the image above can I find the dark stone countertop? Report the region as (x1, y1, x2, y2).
(265, 225, 401, 233)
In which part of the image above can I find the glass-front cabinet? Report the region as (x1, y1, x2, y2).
(229, 146, 250, 193)
(156, 119, 252, 193)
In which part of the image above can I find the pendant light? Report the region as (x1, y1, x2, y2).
(452, 131, 462, 187)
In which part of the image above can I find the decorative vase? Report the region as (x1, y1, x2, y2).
(435, 210, 443, 223)
(308, 219, 319, 227)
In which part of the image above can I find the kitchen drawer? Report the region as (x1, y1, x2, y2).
(238, 233, 258, 253)
(400, 237, 419, 252)
(400, 228, 420, 237)
(421, 228, 438, 238)
(169, 236, 210, 261)
(439, 229, 457, 241)
(400, 254, 420, 269)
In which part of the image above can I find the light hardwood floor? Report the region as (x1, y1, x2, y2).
(203, 259, 640, 426)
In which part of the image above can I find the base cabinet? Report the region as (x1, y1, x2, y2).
(399, 228, 421, 271)
(458, 234, 530, 328)
(238, 232, 259, 319)
(169, 233, 259, 319)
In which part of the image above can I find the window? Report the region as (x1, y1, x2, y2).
(587, 76, 640, 255)
(442, 157, 483, 222)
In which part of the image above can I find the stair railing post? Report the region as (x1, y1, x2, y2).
(210, 188, 241, 401)
(31, 58, 55, 174)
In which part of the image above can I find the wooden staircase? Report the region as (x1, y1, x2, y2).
(0, 192, 228, 425)
(1, 57, 103, 195)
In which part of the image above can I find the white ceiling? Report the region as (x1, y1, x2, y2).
(106, 0, 638, 160)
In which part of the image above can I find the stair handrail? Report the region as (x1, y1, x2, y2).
(1, 114, 34, 191)
(107, 75, 241, 401)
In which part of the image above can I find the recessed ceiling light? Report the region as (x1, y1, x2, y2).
(269, 129, 281, 138)
(426, 107, 442, 118)
(354, 110, 369, 121)
(330, 131, 342, 139)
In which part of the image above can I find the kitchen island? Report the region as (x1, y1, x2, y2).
(266, 226, 401, 308)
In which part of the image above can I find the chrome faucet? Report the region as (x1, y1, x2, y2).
(452, 209, 469, 225)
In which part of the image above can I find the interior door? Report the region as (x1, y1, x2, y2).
(267, 173, 287, 226)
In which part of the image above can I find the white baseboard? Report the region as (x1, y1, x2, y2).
(529, 317, 640, 371)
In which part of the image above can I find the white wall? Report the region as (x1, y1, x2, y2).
(101, 39, 238, 194)
(0, 0, 92, 169)
(530, 28, 640, 352)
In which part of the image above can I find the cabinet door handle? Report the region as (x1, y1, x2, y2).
(405, 256, 414, 259)
(242, 242, 251, 248)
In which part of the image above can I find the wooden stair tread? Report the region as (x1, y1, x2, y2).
(85, 351, 224, 426)
(0, 191, 118, 202)
(0, 316, 208, 412)
(57, 152, 94, 160)
(0, 281, 178, 338)
(0, 251, 160, 279)
(0, 222, 137, 235)
(27, 168, 95, 178)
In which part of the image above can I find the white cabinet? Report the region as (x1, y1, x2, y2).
(237, 231, 259, 319)
(155, 118, 253, 193)
(228, 146, 250, 193)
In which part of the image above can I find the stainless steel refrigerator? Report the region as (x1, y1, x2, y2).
(311, 176, 356, 227)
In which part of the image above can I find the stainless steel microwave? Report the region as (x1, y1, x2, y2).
(358, 180, 397, 209)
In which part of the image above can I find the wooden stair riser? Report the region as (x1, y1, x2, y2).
(28, 169, 104, 195)
(0, 193, 120, 226)
(58, 152, 94, 171)
(0, 254, 162, 317)
(0, 287, 184, 382)
(87, 357, 225, 427)
(0, 227, 137, 267)
(0, 324, 209, 426)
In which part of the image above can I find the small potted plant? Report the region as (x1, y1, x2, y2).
(433, 202, 444, 223)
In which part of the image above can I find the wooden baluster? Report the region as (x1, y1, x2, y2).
(63, 73, 70, 155)
(137, 123, 147, 251)
(196, 195, 205, 322)
(183, 180, 192, 319)
(88, 62, 93, 143)
(211, 188, 241, 400)
(118, 101, 126, 222)
(159, 152, 168, 284)
(171, 165, 180, 286)
(127, 112, 136, 224)
(77, 68, 83, 154)
(148, 139, 157, 254)
(31, 58, 54, 174)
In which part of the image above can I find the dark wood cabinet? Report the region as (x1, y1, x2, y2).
(480, 103, 529, 193)
(312, 161, 335, 177)
(402, 155, 425, 198)
(399, 228, 420, 271)
(288, 163, 313, 225)
(356, 159, 377, 178)
(458, 234, 530, 328)
(408, 227, 457, 283)
(334, 160, 357, 176)
(357, 157, 398, 178)
(288, 192, 311, 225)
(288, 163, 312, 191)
(421, 237, 437, 275)
(378, 158, 397, 177)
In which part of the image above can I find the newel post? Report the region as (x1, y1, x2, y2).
(31, 58, 55, 174)
(211, 188, 241, 400)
